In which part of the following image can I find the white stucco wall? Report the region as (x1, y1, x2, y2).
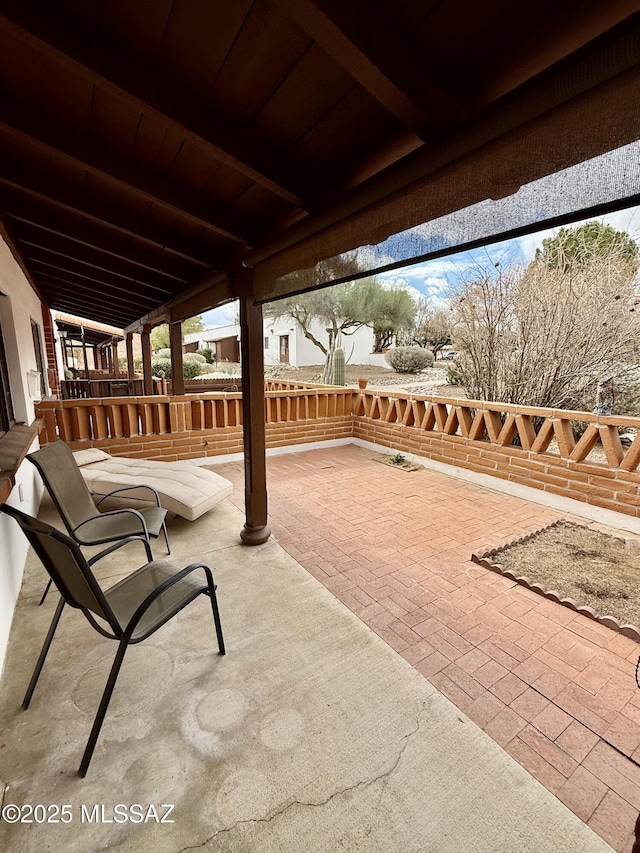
(263, 316, 374, 366)
(0, 236, 47, 675)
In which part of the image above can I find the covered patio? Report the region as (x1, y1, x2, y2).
(0, 462, 615, 852)
(2, 2, 640, 851)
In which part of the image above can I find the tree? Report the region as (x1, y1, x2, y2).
(372, 286, 415, 352)
(266, 278, 394, 357)
(402, 296, 452, 357)
(535, 220, 639, 272)
(150, 315, 205, 352)
(450, 223, 640, 411)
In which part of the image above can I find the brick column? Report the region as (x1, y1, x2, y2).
(41, 304, 60, 396)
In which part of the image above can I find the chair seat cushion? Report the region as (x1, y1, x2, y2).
(73, 452, 233, 521)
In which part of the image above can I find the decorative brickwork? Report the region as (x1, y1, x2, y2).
(35, 387, 640, 521)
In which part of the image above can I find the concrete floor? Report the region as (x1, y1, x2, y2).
(0, 493, 614, 852)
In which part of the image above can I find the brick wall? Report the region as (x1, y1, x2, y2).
(353, 418, 640, 521)
(40, 388, 640, 523)
(67, 415, 353, 462)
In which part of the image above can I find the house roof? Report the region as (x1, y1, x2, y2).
(54, 313, 123, 347)
(0, 2, 639, 329)
(184, 325, 240, 343)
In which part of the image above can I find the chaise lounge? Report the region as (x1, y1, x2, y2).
(72, 448, 234, 521)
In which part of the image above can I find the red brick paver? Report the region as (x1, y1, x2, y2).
(216, 445, 640, 852)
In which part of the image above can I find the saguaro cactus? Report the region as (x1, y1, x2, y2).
(321, 332, 345, 385)
(333, 345, 345, 386)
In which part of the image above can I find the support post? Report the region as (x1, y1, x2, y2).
(111, 339, 120, 378)
(141, 326, 153, 395)
(170, 320, 185, 396)
(238, 283, 270, 545)
(126, 333, 135, 380)
(81, 327, 90, 379)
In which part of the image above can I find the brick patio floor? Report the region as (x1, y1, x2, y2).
(215, 444, 640, 852)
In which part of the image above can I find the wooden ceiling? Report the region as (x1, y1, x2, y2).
(0, 0, 639, 328)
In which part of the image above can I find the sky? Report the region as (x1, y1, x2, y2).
(201, 205, 640, 327)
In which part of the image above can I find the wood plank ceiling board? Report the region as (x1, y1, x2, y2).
(156, 0, 253, 98)
(90, 86, 148, 161)
(293, 87, 409, 181)
(0, 31, 38, 99)
(205, 2, 312, 126)
(95, 0, 175, 64)
(230, 183, 300, 226)
(32, 51, 93, 130)
(248, 44, 356, 153)
(199, 160, 256, 210)
(166, 137, 253, 203)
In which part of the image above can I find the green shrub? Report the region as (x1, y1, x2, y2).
(133, 356, 143, 369)
(118, 356, 128, 370)
(183, 359, 202, 379)
(199, 363, 216, 374)
(151, 358, 202, 379)
(184, 352, 206, 363)
(384, 347, 434, 373)
(196, 348, 214, 363)
(151, 358, 172, 379)
(155, 348, 171, 359)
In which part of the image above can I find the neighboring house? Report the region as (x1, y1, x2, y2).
(263, 316, 375, 366)
(183, 325, 240, 362)
(185, 318, 376, 367)
(0, 235, 50, 672)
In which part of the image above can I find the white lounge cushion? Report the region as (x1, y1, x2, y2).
(73, 452, 233, 521)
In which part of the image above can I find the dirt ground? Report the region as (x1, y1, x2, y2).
(265, 360, 463, 394)
(496, 521, 640, 627)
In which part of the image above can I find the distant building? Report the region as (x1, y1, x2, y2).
(185, 318, 376, 367)
(263, 316, 374, 366)
(183, 325, 240, 363)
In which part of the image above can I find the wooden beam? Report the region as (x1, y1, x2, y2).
(140, 327, 153, 396)
(21, 244, 176, 302)
(238, 277, 270, 545)
(111, 340, 120, 379)
(0, 166, 217, 267)
(276, 0, 463, 137)
(0, 0, 314, 208)
(11, 219, 191, 285)
(129, 273, 234, 332)
(170, 322, 185, 396)
(35, 275, 154, 324)
(28, 260, 165, 308)
(0, 94, 255, 246)
(126, 333, 135, 381)
(0, 209, 45, 303)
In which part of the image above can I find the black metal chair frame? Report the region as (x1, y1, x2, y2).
(28, 443, 171, 605)
(1, 503, 225, 777)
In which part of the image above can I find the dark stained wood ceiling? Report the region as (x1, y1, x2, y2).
(0, 0, 639, 328)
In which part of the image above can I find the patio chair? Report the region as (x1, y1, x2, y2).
(0, 503, 225, 777)
(28, 440, 170, 604)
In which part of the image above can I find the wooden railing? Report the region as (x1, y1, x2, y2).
(60, 378, 146, 399)
(354, 390, 640, 471)
(36, 387, 356, 443)
(35, 387, 640, 473)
